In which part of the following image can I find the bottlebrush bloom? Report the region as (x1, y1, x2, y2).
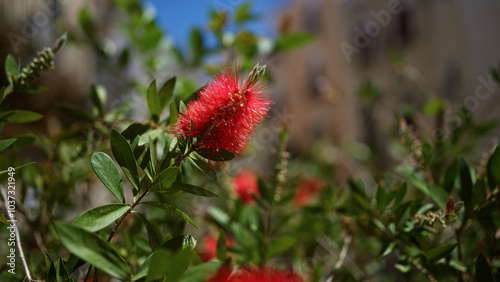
(174, 64, 272, 159)
(232, 170, 260, 204)
(294, 177, 325, 207)
(208, 266, 303, 282)
(200, 234, 235, 262)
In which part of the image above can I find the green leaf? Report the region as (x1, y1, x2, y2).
(273, 32, 314, 53)
(56, 257, 71, 282)
(132, 253, 153, 281)
(423, 98, 445, 116)
(44, 253, 56, 280)
(190, 28, 204, 64)
(150, 167, 180, 191)
(137, 212, 162, 250)
(443, 159, 459, 193)
(141, 201, 199, 229)
(196, 148, 235, 161)
(54, 221, 131, 280)
(78, 7, 95, 39)
(148, 137, 157, 178)
(64, 254, 85, 274)
(146, 249, 191, 282)
(217, 229, 227, 261)
(235, 3, 255, 23)
(475, 254, 495, 282)
(160, 235, 197, 251)
(0, 138, 17, 153)
(426, 243, 457, 262)
(392, 183, 407, 212)
(459, 158, 473, 213)
(375, 185, 394, 212)
(169, 100, 178, 126)
(0, 213, 9, 225)
(90, 85, 107, 117)
(121, 123, 150, 140)
(266, 236, 297, 259)
(72, 203, 130, 232)
(91, 152, 125, 203)
(487, 145, 500, 190)
(159, 77, 176, 110)
(0, 110, 43, 123)
(138, 129, 163, 146)
(0, 87, 5, 104)
(172, 182, 219, 197)
(111, 129, 140, 191)
(5, 54, 18, 86)
(55, 103, 95, 122)
(178, 261, 222, 282)
(147, 79, 161, 122)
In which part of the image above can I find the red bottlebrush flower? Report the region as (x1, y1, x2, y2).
(208, 266, 303, 282)
(200, 234, 235, 262)
(294, 177, 325, 207)
(232, 170, 260, 204)
(175, 64, 272, 160)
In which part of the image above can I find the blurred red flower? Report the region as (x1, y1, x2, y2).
(232, 170, 260, 204)
(294, 177, 325, 207)
(200, 234, 235, 262)
(208, 266, 303, 282)
(175, 65, 272, 159)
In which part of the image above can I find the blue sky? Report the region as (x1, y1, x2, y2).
(147, 0, 291, 46)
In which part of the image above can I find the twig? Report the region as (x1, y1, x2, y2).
(407, 255, 438, 282)
(334, 234, 352, 270)
(0, 187, 38, 282)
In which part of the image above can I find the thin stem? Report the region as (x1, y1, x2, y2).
(334, 234, 352, 270)
(0, 187, 37, 282)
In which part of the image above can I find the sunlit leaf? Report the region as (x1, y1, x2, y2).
(91, 152, 125, 203)
(72, 203, 130, 232)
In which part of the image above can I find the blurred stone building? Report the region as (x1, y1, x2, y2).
(274, 0, 500, 177)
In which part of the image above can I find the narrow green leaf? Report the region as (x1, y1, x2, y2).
(0, 87, 5, 103)
(72, 203, 130, 232)
(0, 110, 43, 123)
(459, 158, 473, 213)
(141, 201, 199, 229)
(266, 236, 297, 259)
(90, 85, 107, 117)
(169, 100, 178, 126)
(443, 159, 459, 193)
(121, 123, 150, 140)
(56, 257, 70, 282)
(235, 3, 255, 23)
(475, 254, 495, 282)
(137, 212, 162, 250)
(54, 221, 131, 280)
(392, 183, 407, 212)
(111, 129, 140, 191)
(138, 129, 163, 146)
(487, 146, 500, 190)
(190, 28, 204, 64)
(132, 253, 153, 281)
(147, 79, 161, 121)
(376, 185, 393, 211)
(160, 235, 197, 251)
(217, 229, 227, 261)
(0, 138, 17, 153)
(196, 148, 235, 161)
(150, 167, 180, 191)
(55, 103, 95, 122)
(64, 254, 85, 274)
(273, 32, 314, 53)
(159, 77, 176, 110)
(0, 213, 9, 225)
(5, 54, 18, 85)
(178, 261, 222, 282)
(426, 243, 457, 262)
(149, 137, 157, 179)
(91, 152, 125, 203)
(44, 253, 56, 280)
(172, 182, 219, 197)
